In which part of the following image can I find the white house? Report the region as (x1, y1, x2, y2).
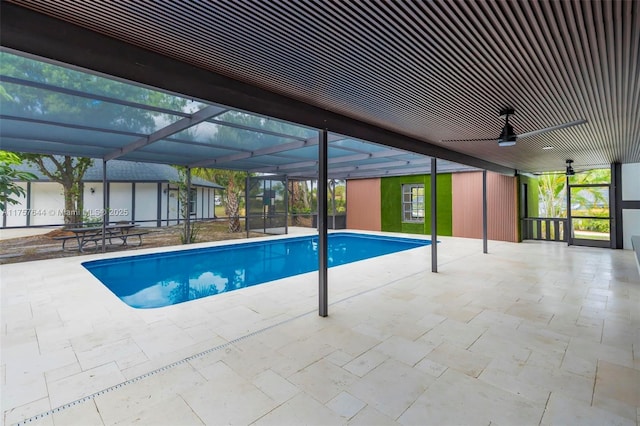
(4, 160, 223, 228)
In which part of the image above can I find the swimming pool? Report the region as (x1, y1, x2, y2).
(83, 232, 431, 309)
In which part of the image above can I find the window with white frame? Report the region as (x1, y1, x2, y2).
(189, 188, 197, 215)
(402, 184, 425, 222)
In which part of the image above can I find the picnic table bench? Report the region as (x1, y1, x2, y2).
(54, 224, 149, 252)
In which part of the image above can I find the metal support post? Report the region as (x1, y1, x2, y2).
(611, 162, 623, 249)
(246, 173, 250, 238)
(483, 170, 488, 254)
(213, 188, 216, 219)
(186, 167, 191, 243)
(318, 129, 329, 317)
(284, 175, 289, 235)
(431, 157, 437, 273)
(331, 179, 336, 229)
(566, 175, 572, 246)
(102, 159, 107, 253)
(25, 182, 31, 226)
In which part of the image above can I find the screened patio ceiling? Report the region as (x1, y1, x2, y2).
(0, 50, 477, 180)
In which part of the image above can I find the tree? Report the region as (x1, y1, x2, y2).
(290, 180, 311, 213)
(191, 110, 312, 233)
(538, 169, 611, 218)
(21, 155, 92, 226)
(538, 173, 568, 218)
(192, 168, 246, 233)
(0, 151, 36, 211)
(290, 180, 312, 225)
(1, 51, 188, 226)
(328, 179, 346, 214)
(173, 166, 200, 243)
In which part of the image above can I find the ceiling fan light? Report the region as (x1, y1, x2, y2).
(498, 123, 517, 146)
(499, 123, 514, 139)
(498, 139, 517, 147)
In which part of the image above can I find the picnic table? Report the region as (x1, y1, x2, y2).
(54, 223, 148, 252)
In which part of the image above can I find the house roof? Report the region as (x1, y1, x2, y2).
(16, 159, 224, 189)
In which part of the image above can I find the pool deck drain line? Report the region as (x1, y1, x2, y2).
(12, 267, 427, 426)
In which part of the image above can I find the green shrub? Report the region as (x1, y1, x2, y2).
(574, 219, 610, 233)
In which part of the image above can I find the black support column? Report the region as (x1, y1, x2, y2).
(566, 175, 573, 246)
(431, 157, 437, 273)
(318, 129, 329, 317)
(101, 159, 107, 253)
(246, 173, 250, 238)
(611, 162, 623, 249)
(284, 175, 289, 235)
(156, 183, 162, 227)
(25, 181, 31, 227)
(185, 167, 191, 243)
(331, 179, 337, 230)
(483, 170, 488, 254)
(131, 182, 136, 225)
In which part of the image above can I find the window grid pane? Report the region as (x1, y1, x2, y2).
(402, 184, 424, 223)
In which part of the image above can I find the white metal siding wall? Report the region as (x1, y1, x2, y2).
(161, 184, 180, 226)
(197, 187, 215, 219)
(2, 182, 217, 228)
(83, 183, 104, 217)
(108, 183, 132, 223)
(622, 163, 640, 250)
(134, 183, 158, 227)
(4, 183, 27, 226)
(30, 182, 64, 225)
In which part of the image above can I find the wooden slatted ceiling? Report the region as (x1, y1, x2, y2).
(5, 0, 640, 173)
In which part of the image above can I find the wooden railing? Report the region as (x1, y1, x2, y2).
(522, 217, 568, 242)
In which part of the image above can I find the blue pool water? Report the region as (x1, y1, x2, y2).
(83, 232, 431, 309)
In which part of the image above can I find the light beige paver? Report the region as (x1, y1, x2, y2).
(2, 232, 639, 425)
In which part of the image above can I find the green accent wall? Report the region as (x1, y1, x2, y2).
(380, 174, 453, 236)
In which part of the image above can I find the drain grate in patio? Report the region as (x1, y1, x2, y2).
(13, 269, 424, 425)
(13, 309, 315, 425)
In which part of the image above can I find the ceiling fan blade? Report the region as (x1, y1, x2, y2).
(518, 119, 587, 139)
(440, 137, 497, 142)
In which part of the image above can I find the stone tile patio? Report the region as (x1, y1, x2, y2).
(2, 232, 639, 425)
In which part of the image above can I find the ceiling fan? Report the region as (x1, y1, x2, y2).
(533, 160, 587, 176)
(441, 108, 587, 147)
(565, 159, 575, 176)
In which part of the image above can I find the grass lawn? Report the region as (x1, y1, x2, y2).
(573, 230, 609, 240)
